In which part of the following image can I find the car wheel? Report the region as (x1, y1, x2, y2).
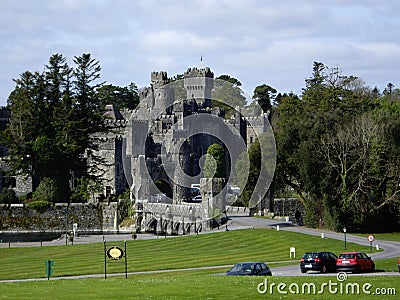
(321, 265, 327, 273)
(301, 269, 306, 273)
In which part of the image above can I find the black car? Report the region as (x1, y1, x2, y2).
(226, 262, 272, 276)
(300, 252, 337, 273)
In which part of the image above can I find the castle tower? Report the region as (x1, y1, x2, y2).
(183, 67, 214, 107)
(151, 71, 173, 113)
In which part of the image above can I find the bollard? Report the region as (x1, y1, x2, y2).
(321, 233, 324, 239)
(276, 225, 280, 231)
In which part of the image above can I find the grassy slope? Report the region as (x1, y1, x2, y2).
(0, 228, 384, 280)
(351, 232, 400, 242)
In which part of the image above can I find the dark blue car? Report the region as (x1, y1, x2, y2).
(226, 262, 272, 276)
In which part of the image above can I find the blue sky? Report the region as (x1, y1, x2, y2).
(1, 0, 400, 105)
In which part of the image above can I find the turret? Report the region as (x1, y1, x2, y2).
(183, 67, 214, 108)
(151, 71, 174, 113)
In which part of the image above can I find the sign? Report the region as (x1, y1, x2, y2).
(45, 260, 54, 280)
(107, 246, 124, 260)
(368, 235, 375, 242)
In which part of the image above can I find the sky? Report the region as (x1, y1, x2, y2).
(1, 0, 400, 105)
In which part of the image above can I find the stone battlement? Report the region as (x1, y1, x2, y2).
(184, 67, 214, 78)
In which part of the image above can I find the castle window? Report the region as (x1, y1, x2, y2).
(105, 186, 112, 198)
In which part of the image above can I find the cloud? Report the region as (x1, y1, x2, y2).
(1, 0, 400, 104)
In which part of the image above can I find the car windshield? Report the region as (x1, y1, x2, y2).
(229, 263, 254, 273)
(303, 253, 319, 259)
(339, 253, 355, 259)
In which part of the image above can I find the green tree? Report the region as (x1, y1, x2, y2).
(252, 84, 276, 112)
(97, 83, 139, 110)
(212, 75, 247, 117)
(203, 144, 226, 178)
(272, 61, 399, 231)
(3, 53, 110, 201)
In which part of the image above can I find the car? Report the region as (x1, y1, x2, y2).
(300, 252, 337, 273)
(226, 262, 272, 276)
(336, 252, 375, 273)
(192, 195, 202, 202)
(398, 258, 400, 273)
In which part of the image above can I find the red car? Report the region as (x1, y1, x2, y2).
(336, 252, 375, 273)
(398, 258, 400, 273)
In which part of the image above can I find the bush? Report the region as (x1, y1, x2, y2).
(32, 178, 57, 202)
(303, 199, 323, 228)
(28, 200, 52, 213)
(0, 188, 19, 204)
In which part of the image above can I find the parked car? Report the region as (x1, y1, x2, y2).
(398, 258, 400, 273)
(336, 252, 375, 273)
(226, 262, 272, 276)
(300, 252, 337, 273)
(192, 195, 202, 203)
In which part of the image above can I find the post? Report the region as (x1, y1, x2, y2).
(47, 260, 50, 280)
(124, 241, 128, 279)
(104, 240, 107, 279)
(343, 227, 347, 250)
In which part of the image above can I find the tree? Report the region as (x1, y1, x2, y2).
(203, 144, 226, 178)
(252, 84, 276, 112)
(212, 75, 247, 117)
(97, 83, 139, 110)
(272, 61, 399, 231)
(3, 53, 110, 201)
(320, 111, 400, 231)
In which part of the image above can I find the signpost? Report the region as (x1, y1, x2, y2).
(368, 235, 375, 252)
(103, 240, 127, 279)
(45, 260, 54, 280)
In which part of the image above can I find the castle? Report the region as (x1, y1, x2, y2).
(0, 67, 274, 234)
(91, 67, 271, 202)
(90, 67, 273, 233)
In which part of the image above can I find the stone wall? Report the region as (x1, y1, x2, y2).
(273, 198, 305, 224)
(0, 201, 128, 233)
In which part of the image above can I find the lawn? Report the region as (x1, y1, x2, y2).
(0, 272, 398, 299)
(351, 232, 400, 242)
(0, 228, 383, 280)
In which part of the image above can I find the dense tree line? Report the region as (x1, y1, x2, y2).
(1, 53, 138, 203)
(271, 62, 400, 232)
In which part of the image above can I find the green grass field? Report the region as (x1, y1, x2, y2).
(0, 228, 388, 280)
(0, 228, 398, 299)
(0, 272, 399, 299)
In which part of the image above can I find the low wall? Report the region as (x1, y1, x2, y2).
(273, 198, 305, 224)
(0, 201, 128, 233)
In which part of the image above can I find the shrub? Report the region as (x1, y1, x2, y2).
(32, 178, 57, 202)
(28, 200, 52, 213)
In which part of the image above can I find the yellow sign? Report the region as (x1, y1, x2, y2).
(107, 247, 124, 260)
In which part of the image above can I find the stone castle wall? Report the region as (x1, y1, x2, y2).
(0, 201, 128, 232)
